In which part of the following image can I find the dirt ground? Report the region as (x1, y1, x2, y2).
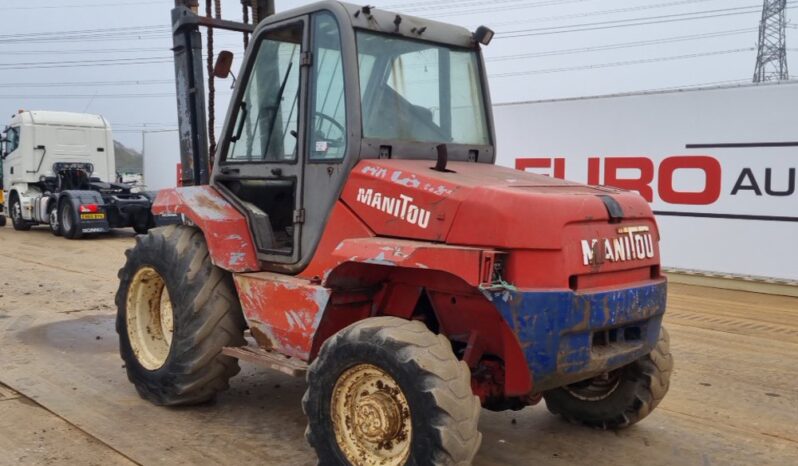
(0, 226, 796, 466)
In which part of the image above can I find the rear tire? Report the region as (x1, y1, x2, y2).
(60, 200, 81, 239)
(10, 194, 31, 231)
(303, 317, 482, 465)
(0, 215, 6, 227)
(133, 222, 150, 235)
(544, 327, 672, 429)
(115, 225, 246, 406)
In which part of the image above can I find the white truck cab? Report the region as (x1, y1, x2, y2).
(3, 110, 115, 188)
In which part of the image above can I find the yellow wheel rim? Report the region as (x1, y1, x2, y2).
(331, 364, 412, 466)
(126, 266, 174, 370)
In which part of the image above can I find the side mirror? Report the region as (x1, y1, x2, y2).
(213, 51, 234, 79)
(473, 26, 494, 46)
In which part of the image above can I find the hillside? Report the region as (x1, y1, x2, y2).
(114, 141, 143, 174)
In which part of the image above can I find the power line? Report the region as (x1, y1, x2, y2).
(0, 92, 232, 99)
(639, 78, 755, 91)
(493, 77, 756, 104)
(491, 48, 755, 78)
(387, 0, 590, 13)
(0, 25, 169, 45)
(0, 25, 166, 40)
(0, 41, 244, 55)
(0, 33, 170, 45)
(488, 27, 756, 62)
(0, 93, 176, 99)
(0, 58, 174, 71)
(497, 3, 798, 38)
(421, 0, 596, 18)
(4, 1, 162, 10)
(0, 80, 173, 88)
(489, 0, 724, 27)
(0, 47, 170, 55)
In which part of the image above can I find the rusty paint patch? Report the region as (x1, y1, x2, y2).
(234, 272, 331, 361)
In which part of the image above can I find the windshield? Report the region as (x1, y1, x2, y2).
(356, 31, 490, 146)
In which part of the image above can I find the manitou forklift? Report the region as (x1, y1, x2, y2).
(116, 1, 672, 464)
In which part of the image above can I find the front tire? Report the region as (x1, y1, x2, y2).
(544, 327, 673, 429)
(10, 194, 31, 231)
(303, 317, 482, 466)
(0, 215, 6, 227)
(115, 225, 246, 406)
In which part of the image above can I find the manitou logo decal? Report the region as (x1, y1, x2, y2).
(356, 188, 431, 229)
(581, 226, 655, 266)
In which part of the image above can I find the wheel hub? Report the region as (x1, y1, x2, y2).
(564, 370, 622, 401)
(331, 364, 411, 466)
(355, 390, 402, 443)
(12, 201, 22, 222)
(49, 209, 58, 230)
(126, 266, 174, 370)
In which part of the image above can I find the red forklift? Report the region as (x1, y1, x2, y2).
(116, 1, 672, 464)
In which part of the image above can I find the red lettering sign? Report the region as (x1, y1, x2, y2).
(603, 157, 654, 202)
(658, 156, 721, 205)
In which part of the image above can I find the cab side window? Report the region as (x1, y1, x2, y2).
(308, 12, 346, 161)
(4, 127, 19, 155)
(227, 24, 303, 163)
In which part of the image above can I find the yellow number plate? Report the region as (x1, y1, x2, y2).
(80, 213, 106, 220)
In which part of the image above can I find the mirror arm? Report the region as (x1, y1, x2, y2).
(229, 70, 237, 89)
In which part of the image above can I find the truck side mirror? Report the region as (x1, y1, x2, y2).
(213, 51, 234, 79)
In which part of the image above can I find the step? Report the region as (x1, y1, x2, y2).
(222, 344, 308, 378)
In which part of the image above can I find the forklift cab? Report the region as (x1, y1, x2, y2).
(210, 1, 495, 270)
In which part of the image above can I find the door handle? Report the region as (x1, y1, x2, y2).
(220, 167, 240, 175)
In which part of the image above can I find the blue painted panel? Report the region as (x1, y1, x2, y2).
(486, 280, 667, 390)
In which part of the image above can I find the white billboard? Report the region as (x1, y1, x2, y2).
(493, 81, 798, 281)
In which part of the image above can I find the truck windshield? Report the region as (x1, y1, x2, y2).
(356, 31, 490, 146)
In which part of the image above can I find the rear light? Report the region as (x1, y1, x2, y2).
(79, 204, 99, 213)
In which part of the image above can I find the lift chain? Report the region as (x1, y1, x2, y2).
(242, 1, 250, 48)
(205, 0, 222, 167)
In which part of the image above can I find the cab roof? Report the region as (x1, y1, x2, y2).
(256, 1, 478, 49)
(10, 110, 109, 129)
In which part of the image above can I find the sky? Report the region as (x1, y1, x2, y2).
(1, 0, 795, 151)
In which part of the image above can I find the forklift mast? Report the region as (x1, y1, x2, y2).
(171, 0, 274, 186)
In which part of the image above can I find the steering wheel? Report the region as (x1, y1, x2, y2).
(314, 112, 345, 148)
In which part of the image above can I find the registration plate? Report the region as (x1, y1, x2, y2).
(80, 213, 105, 220)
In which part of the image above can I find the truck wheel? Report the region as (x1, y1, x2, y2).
(115, 225, 246, 405)
(0, 215, 6, 227)
(49, 207, 62, 236)
(544, 327, 673, 430)
(9, 194, 31, 231)
(60, 200, 81, 239)
(303, 317, 482, 466)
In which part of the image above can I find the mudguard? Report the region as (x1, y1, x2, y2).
(152, 186, 259, 272)
(60, 190, 110, 233)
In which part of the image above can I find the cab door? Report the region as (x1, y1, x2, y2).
(297, 11, 351, 268)
(214, 18, 308, 265)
